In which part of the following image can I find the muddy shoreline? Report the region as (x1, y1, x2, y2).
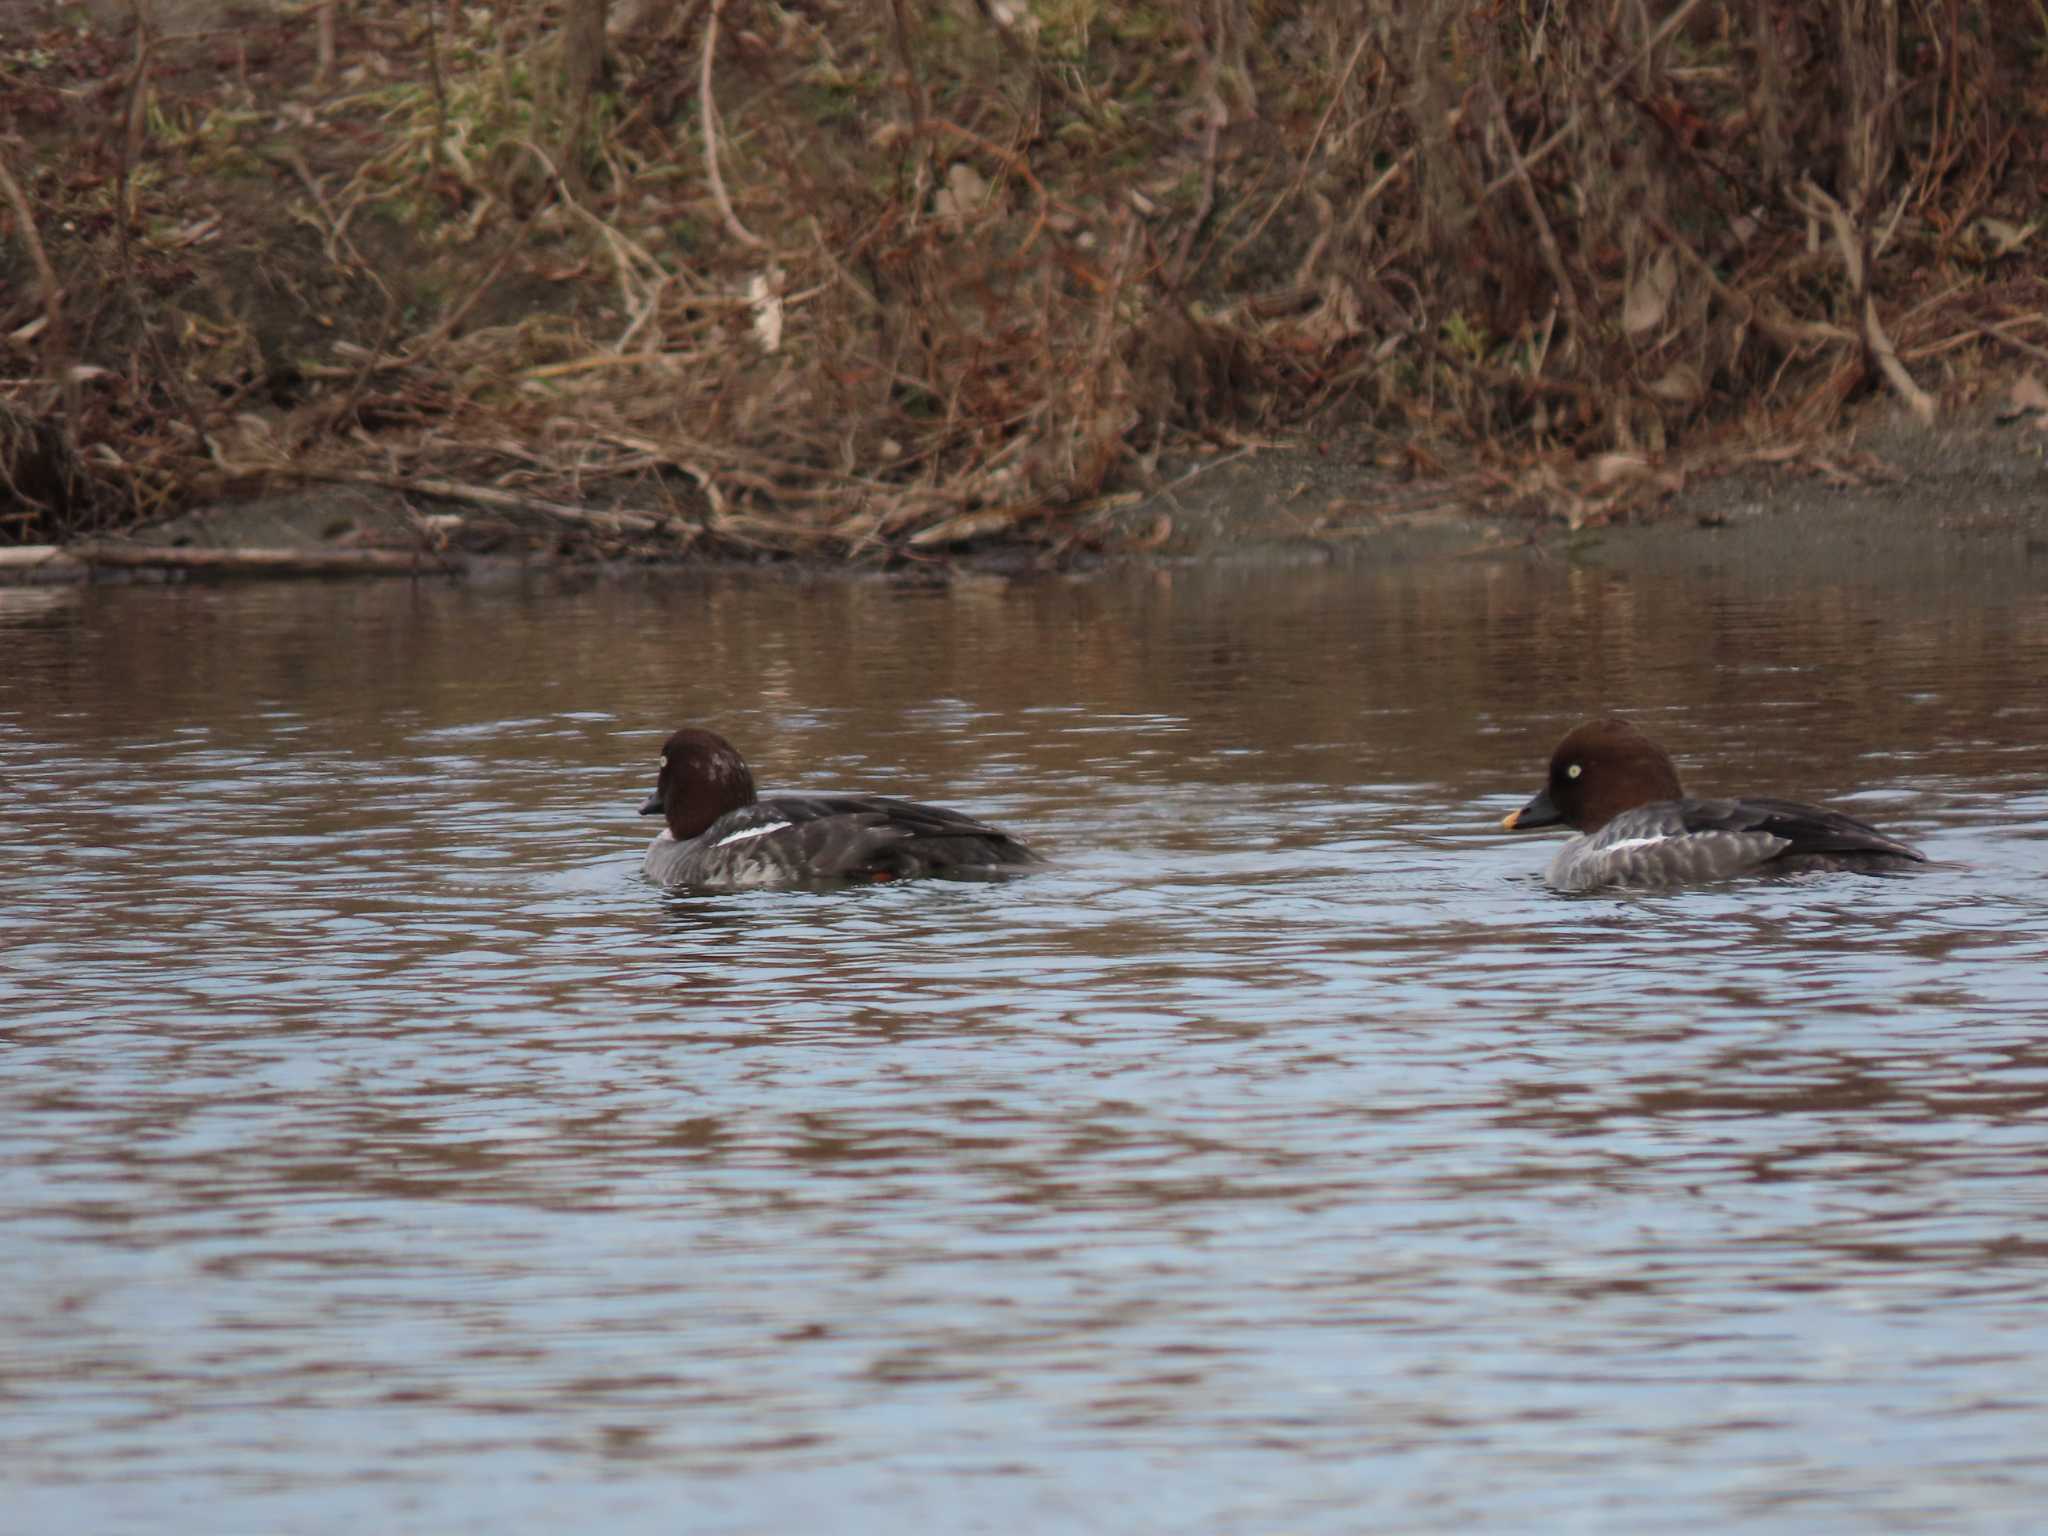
(8, 406, 2047, 593)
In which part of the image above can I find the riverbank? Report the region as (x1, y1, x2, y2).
(5, 2, 2048, 572)
(7, 393, 2047, 592)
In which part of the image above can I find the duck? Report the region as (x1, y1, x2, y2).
(1501, 716, 1926, 891)
(638, 727, 1042, 890)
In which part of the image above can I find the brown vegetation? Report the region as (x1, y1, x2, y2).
(2, 0, 2045, 562)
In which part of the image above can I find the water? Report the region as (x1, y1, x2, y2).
(3, 553, 2047, 1533)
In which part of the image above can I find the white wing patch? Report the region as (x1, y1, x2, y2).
(714, 820, 793, 848)
(1597, 834, 1671, 856)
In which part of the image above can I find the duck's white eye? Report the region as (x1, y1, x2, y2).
(1566, 762, 1582, 779)
(659, 755, 668, 768)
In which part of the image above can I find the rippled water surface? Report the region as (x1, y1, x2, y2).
(5, 551, 2048, 1532)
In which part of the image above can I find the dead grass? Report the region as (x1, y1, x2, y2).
(3, 0, 2047, 558)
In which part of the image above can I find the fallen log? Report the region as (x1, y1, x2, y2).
(0, 545, 77, 570)
(62, 543, 457, 576)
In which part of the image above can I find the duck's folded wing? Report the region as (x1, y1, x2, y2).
(813, 795, 1042, 878)
(686, 795, 1039, 886)
(1691, 796, 1925, 863)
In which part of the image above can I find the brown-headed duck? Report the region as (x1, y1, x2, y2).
(1502, 717, 1925, 891)
(639, 727, 1042, 890)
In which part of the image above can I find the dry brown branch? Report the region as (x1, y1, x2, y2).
(301, 470, 669, 532)
(405, 248, 519, 361)
(1644, 213, 1853, 353)
(316, 293, 402, 437)
(279, 147, 365, 269)
(701, 0, 766, 250)
(561, 0, 610, 197)
(907, 504, 1045, 548)
(518, 346, 700, 381)
(1490, 86, 1582, 366)
(117, 24, 150, 249)
(0, 152, 62, 380)
(1897, 327, 1984, 365)
(1976, 320, 2048, 369)
(590, 429, 724, 510)
(1168, 95, 1223, 285)
(314, 0, 335, 87)
(1227, 28, 1373, 269)
(423, 0, 448, 179)
(508, 138, 670, 321)
(1477, 0, 1710, 203)
(885, 0, 931, 180)
(1798, 178, 1935, 424)
(1167, 0, 1231, 287)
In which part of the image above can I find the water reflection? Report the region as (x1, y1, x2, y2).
(3, 557, 2048, 1532)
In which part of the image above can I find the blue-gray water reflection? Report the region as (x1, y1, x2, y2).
(3, 557, 2047, 1533)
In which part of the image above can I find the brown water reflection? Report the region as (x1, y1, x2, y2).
(2, 555, 2047, 1533)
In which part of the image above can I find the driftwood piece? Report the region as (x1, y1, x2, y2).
(0, 545, 79, 570)
(63, 543, 456, 576)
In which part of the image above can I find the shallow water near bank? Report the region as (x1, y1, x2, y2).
(4, 550, 2048, 1532)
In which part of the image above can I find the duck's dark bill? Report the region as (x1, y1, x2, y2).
(639, 790, 663, 816)
(1503, 788, 1562, 831)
